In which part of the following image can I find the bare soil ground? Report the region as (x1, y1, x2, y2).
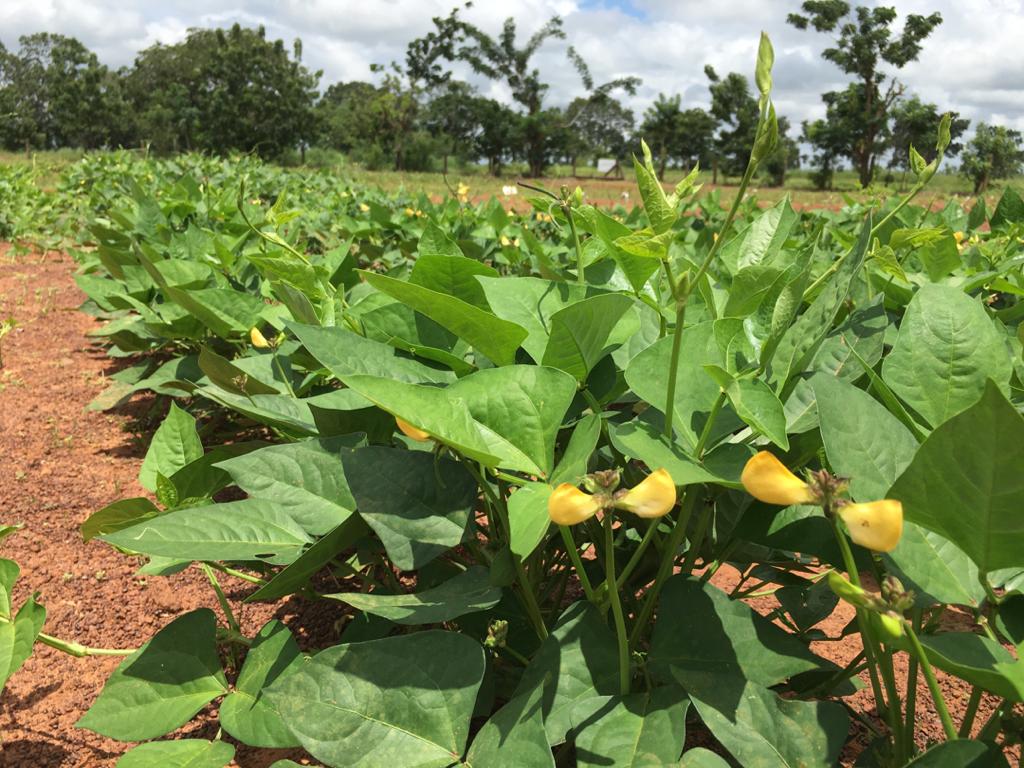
(0, 247, 1018, 766)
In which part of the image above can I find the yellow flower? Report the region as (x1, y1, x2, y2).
(404, 207, 415, 216)
(548, 484, 602, 526)
(500, 235, 512, 247)
(359, 203, 370, 212)
(457, 182, 470, 202)
(953, 230, 965, 244)
(740, 451, 817, 506)
(249, 327, 270, 349)
(614, 468, 676, 518)
(837, 500, 903, 553)
(395, 416, 430, 442)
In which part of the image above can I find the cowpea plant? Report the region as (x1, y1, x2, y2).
(13, 33, 1021, 768)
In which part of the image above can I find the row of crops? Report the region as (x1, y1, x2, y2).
(3, 42, 1024, 767)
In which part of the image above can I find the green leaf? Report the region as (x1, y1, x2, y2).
(889, 382, 1024, 573)
(882, 284, 1012, 427)
(886, 523, 985, 607)
(477, 276, 589, 362)
(267, 630, 485, 768)
(0, 595, 45, 688)
(571, 687, 690, 768)
(77, 609, 227, 741)
(914, 632, 1024, 702)
(810, 296, 888, 382)
(409, 252, 497, 310)
(163, 285, 265, 339)
(289, 322, 456, 384)
(634, 140, 675, 234)
(770, 218, 871, 392)
(115, 740, 235, 768)
(650, 577, 825, 687)
(991, 186, 1024, 229)
(418, 220, 465, 259)
(512, 602, 620, 745)
(680, 748, 732, 767)
(678, 674, 847, 768)
(608, 420, 748, 488)
(220, 620, 302, 748)
(101, 499, 312, 566)
(722, 376, 788, 450)
(541, 293, 634, 381)
(813, 375, 918, 502)
(465, 684, 553, 768)
(508, 482, 554, 560)
(81, 498, 161, 542)
(904, 740, 1009, 767)
(326, 567, 501, 624)
(550, 414, 601, 486)
(139, 403, 203, 492)
(361, 271, 527, 366)
(342, 446, 477, 571)
(215, 437, 356, 535)
(720, 197, 796, 275)
(755, 32, 774, 96)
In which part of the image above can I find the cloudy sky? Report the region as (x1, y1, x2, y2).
(2, 0, 1023, 135)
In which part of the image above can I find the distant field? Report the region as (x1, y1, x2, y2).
(2, 149, 1019, 212)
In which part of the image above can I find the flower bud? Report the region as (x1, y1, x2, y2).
(827, 571, 871, 609)
(874, 612, 905, 642)
(548, 484, 602, 526)
(395, 416, 430, 442)
(837, 500, 903, 553)
(740, 452, 817, 506)
(250, 327, 271, 349)
(614, 468, 676, 518)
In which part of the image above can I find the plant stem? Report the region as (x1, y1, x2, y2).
(616, 519, 659, 589)
(604, 512, 630, 695)
(559, 524, 596, 603)
(693, 392, 726, 458)
(565, 203, 585, 285)
(36, 632, 135, 658)
(628, 490, 698, 649)
(201, 563, 240, 635)
(206, 561, 266, 586)
(958, 686, 982, 738)
(905, 625, 958, 741)
(678, 500, 714, 574)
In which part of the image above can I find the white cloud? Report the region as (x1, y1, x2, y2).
(1, 0, 1021, 137)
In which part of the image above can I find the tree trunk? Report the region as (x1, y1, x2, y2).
(658, 156, 668, 181)
(712, 157, 719, 185)
(443, 153, 449, 175)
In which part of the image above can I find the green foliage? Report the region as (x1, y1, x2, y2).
(961, 123, 1024, 194)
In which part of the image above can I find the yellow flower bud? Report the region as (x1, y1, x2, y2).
(826, 570, 871, 609)
(837, 500, 903, 553)
(614, 468, 676, 518)
(873, 612, 905, 642)
(395, 416, 430, 442)
(548, 484, 602, 526)
(500, 235, 512, 247)
(953, 230, 965, 244)
(250, 327, 270, 349)
(359, 203, 370, 212)
(404, 207, 415, 216)
(740, 452, 816, 506)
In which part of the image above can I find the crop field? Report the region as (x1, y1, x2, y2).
(3, 36, 1024, 768)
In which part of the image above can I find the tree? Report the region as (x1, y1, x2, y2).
(788, 1, 942, 187)
(127, 25, 320, 158)
(563, 95, 634, 175)
(639, 94, 683, 179)
(473, 98, 521, 176)
(674, 108, 717, 171)
(802, 116, 847, 190)
(888, 96, 968, 186)
(425, 81, 483, 173)
(315, 81, 382, 154)
(761, 116, 800, 186)
(705, 66, 759, 181)
(961, 123, 1024, 194)
(414, 6, 639, 176)
(0, 33, 122, 150)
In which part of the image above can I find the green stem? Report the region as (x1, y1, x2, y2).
(36, 632, 135, 657)
(206, 561, 266, 586)
(616, 519, 660, 589)
(628, 490, 698, 649)
(906, 625, 958, 742)
(661, 297, 687, 439)
(559, 524, 596, 603)
(958, 687, 982, 738)
(565, 203, 585, 285)
(605, 512, 630, 695)
(201, 562, 240, 635)
(678, 500, 713, 574)
(903, 626, 920, 761)
(693, 392, 726, 458)
(271, 350, 296, 398)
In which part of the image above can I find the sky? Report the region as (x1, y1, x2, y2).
(2, 0, 1023, 137)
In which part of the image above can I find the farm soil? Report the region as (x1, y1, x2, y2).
(0, 247, 1018, 767)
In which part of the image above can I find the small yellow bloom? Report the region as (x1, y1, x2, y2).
(548, 484, 603, 526)
(404, 207, 415, 216)
(500, 235, 512, 247)
(953, 230, 965, 244)
(457, 183, 470, 202)
(614, 468, 676, 518)
(740, 451, 817, 506)
(359, 203, 370, 213)
(837, 500, 903, 553)
(395, 416, 430, 442)
(250, 327, 270, 349)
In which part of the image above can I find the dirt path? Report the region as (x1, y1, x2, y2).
(0, 249, 314, 767)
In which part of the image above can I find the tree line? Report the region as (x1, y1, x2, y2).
(1, 2, 1021, 192)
